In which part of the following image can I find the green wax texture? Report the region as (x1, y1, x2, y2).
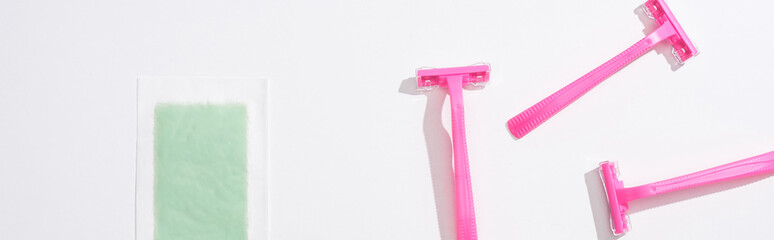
(154, 104, 248, 240)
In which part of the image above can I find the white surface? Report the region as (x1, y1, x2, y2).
(1, 0, 773, 239)
(136, 77, 268, 239)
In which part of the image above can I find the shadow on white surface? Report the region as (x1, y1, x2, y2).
(634, 5, 684, 71)
(399, 77, 456, 240)
(585, 166, 774, 239)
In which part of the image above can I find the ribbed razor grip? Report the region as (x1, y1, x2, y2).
(507, 38, 654, 139)
(624, 152, 774, 202)
(448, 75, 478, 240)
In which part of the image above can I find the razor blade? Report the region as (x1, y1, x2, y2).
(599, 161, 631, 235)
(417, 64, 490, 92)
(643, 0, 699, 63)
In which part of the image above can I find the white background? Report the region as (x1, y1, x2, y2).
(1, 0, 773, 239)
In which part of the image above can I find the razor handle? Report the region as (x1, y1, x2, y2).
(507, 23, 678, 139)
(447, 75, 478, 240)
(619, 151, 774, 203)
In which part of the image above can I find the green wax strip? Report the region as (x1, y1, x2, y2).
(154, 104, 248, 240)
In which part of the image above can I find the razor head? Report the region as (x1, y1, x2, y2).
(643, 0, 698, 64)
(416, 64, 490, 92)
(599, 161, 631, 235)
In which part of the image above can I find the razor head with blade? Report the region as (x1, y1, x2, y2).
(643, 0, 698, 64)
(416, 64, 490, 92)
(599, 161, 631, 235)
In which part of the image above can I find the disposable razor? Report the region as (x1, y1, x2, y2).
(599, 151, 774, 235)
(416, 64, 490, 240)
(507, 0, 698, 139)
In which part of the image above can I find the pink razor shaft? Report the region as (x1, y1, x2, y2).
(507, 23, 678, 139)
(620, 151, 774, 203)
(447, 75, 478, 240)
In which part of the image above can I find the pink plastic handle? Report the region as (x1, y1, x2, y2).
(417, 65, 488, 240)
(507, 23, 677, 139)
(447, 75, 478, 240)
(619, 151, 774, 203)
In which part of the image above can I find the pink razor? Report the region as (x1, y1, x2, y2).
(507, 0, 698, 139)
(417, 64, 490, 240)
(599, 151, 774, 235)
